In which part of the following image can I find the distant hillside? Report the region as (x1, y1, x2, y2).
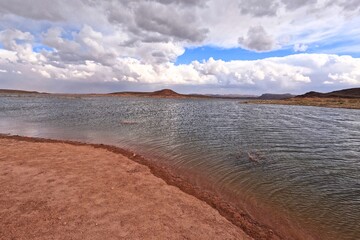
(4, 87, 358, 101)
(297, 88, 360, 99)
(257, 93, 294, 100)
(246, 88, 360, 109)
(110, 89, 195, 98)
(149, 89, 182, 97)
(110, 89, 298, 100)
(0, 89, 40, 94)
(110, 89, 260, 99)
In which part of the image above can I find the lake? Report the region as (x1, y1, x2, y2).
(0, 94, 359, 239)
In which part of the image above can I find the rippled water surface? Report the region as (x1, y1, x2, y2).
(1, 95, 359, 239)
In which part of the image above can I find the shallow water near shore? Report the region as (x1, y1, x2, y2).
(0, 95, 359, 239)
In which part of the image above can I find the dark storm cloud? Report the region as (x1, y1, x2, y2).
(333, 0, 360, 11)
(0, 0, 65, 21)
(239, 0, 280, 17)
(106, 0, 209, 43)
(238, 26, 275, 52)
(154, 0, 208, 6)
(133, 3, 208, 42)
(238, 0, 318, 17)
(281, 0, 317, 10)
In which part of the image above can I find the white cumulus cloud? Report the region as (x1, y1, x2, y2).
(0, 0, 359, 93)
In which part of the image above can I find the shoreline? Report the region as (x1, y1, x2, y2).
(0, 134, 317, 240)
(244, 97, 360, 110)
(0, 92, 247, 101)
(2, 92, 360, 110)
(0, 135, 250, 239)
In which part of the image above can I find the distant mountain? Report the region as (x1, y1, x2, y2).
(0, 89, 40, 94)
(149, 89, 182, 97)
(257, 93, 294, 100)
(4, 87, 358, 100)
(110, 89, 259, 99)
(297, 88, 360, 99)
(110, 89, 197, 98)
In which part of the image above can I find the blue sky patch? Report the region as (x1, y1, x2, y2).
(33, 45, 54, 53)
(176, 46, 297, 64)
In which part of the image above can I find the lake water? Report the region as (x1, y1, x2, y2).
(0, 94, 359, 239)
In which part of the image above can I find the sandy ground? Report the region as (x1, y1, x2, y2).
(0, 138, 251, 240)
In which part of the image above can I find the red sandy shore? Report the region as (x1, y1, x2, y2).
(0, 135, 309, 240)
(0, 136, 253, 240)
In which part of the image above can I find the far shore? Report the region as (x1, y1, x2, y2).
(3, 91, 358, 109)
(244, 97, 360, 109)
(1, 88, 360, 110)
(0, 89, 248, 100)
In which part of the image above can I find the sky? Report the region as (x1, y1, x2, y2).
(0, 0, 360, 94)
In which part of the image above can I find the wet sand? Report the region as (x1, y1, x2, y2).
(0, 136, 253, 240)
